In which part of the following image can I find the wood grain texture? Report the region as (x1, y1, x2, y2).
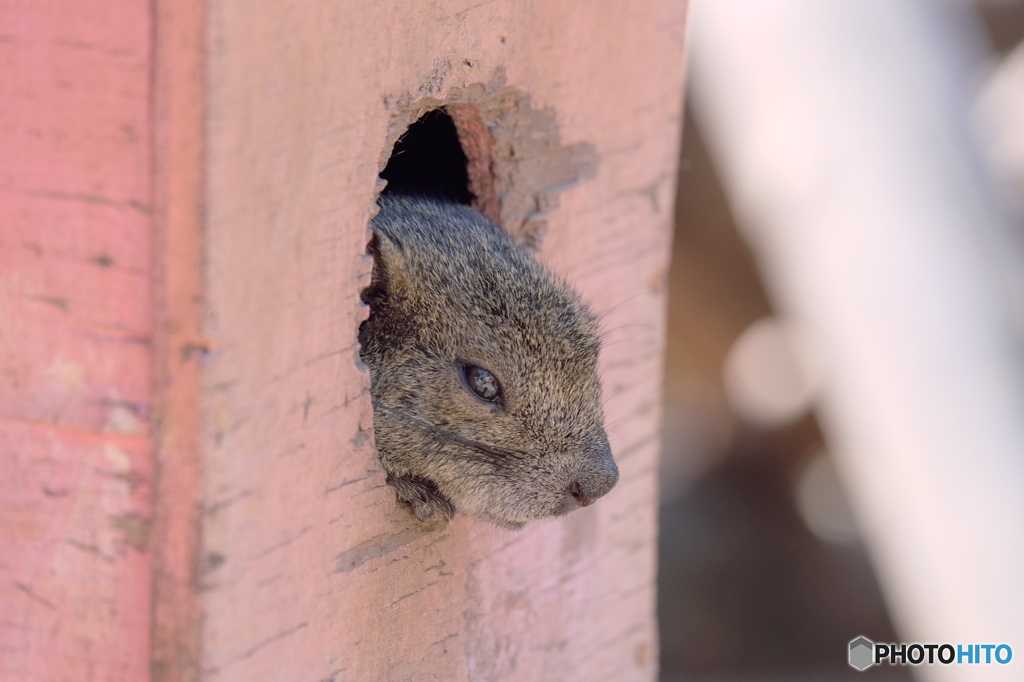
(0, 2, 154, 680)
(200, 1, 687, 680)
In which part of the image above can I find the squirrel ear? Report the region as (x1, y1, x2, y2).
(362, 231, 411, 306)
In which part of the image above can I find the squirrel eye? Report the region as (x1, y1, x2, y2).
(462, 364, 501, 403)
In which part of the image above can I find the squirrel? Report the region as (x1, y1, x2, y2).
(359, 195, 619, 529)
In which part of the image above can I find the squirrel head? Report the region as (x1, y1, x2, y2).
(359, 196, 618, 529)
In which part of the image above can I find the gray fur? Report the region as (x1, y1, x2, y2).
(359, 196, 618, 529)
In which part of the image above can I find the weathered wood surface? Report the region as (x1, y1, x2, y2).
(149, 0, 207, 679)
(2, 0, 688, 679)
(0, 2, 155, 679)
(201, 1, 686, 679)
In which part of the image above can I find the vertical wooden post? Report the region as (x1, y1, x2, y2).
(1, 2, 156, 680)
(2, 1, 689, 679)
(150, 1, 207, 679)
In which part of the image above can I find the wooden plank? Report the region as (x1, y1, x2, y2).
(150, 1, 207, 680)
(0, 2, 154, 680)
(200, 1, 688, 679)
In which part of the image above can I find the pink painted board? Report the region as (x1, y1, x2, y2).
(1, 0, 689, 679)
(198, 0, 688, 679)
(1, 1, 155, 680)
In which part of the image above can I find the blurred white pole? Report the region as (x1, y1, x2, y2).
(688, 1, 1024, 678)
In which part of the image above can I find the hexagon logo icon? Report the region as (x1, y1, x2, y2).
(849, 636, 875, 671)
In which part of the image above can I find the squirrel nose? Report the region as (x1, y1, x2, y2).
(553, 472, 617, 517)
(570, 480, 593, 507)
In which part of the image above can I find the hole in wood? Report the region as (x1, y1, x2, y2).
(379, 109, 473, 205)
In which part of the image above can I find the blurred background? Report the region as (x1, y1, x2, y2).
(657, 1, 1024, 680)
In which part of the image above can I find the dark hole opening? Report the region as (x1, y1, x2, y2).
(380, 109, 474, 205)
